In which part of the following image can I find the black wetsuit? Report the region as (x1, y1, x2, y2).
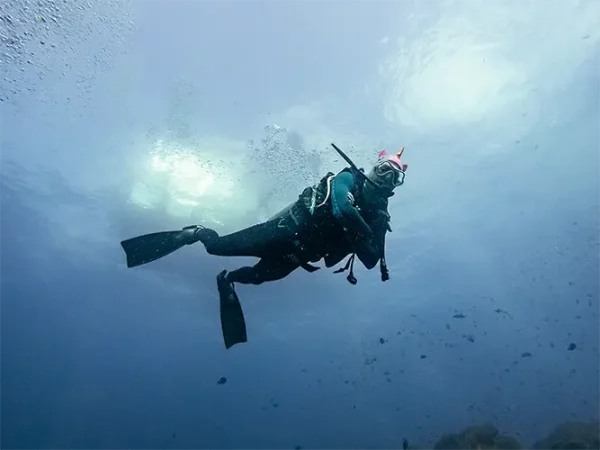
(197, 168, 392, 285)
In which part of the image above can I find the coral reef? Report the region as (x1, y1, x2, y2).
(428, 422, 600, 450)
(532, 421, 600, 449)
(433, 423, 522, 449)
(415, 420, 600, 450)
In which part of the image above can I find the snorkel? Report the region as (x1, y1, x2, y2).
(331, 143, 380, 189)
(331, 143, 407, 197)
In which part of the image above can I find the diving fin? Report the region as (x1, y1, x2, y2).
(217, 270, 247, 349)
(120, 225, 203, 268)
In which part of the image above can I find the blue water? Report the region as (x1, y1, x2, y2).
(1, 1, 599, 448)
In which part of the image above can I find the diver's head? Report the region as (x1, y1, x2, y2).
(364, 148, 407, 198)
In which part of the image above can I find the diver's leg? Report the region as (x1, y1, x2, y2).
(226, 256, 300, 285)
(197, 219, 299, 259)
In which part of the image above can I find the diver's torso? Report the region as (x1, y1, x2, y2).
(292, 168, 364, 261)
(276, 167, 388, 265)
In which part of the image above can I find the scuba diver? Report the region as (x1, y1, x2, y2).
(120, 144, 408, 349)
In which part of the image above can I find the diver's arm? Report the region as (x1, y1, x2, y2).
(356, 208, 390, 270)
(331, 172, 373, 240)
(355, 242, 380, 269)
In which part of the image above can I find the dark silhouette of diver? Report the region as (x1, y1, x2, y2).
(120, 144, 408, 349)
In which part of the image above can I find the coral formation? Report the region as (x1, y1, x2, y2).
(433, 423, 521, 449)
(532, 421, 600, 449)
(416, 420, 600, 450)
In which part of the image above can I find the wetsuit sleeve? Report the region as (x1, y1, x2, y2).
(330, 171, 373, 240)
(355, 209, 389, 270)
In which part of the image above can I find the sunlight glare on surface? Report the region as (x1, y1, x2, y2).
(129, 138, 255, 227)
(378, 0, 599, 131)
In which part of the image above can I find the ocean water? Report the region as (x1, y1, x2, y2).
(1, 0, 599, 448)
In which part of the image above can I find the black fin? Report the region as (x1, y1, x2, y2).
(217, 270, 247, 349)
(120, 226, 201, 268)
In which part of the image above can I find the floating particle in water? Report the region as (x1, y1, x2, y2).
(521, 352, 532, 358)
(217, 376, 227, 385)
(453, 313, 466, 319)
(494, 308, 512, 318)
(568, 343, 577, 351)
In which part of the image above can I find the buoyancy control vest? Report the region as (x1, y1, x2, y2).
(277, 167, 391, 284)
